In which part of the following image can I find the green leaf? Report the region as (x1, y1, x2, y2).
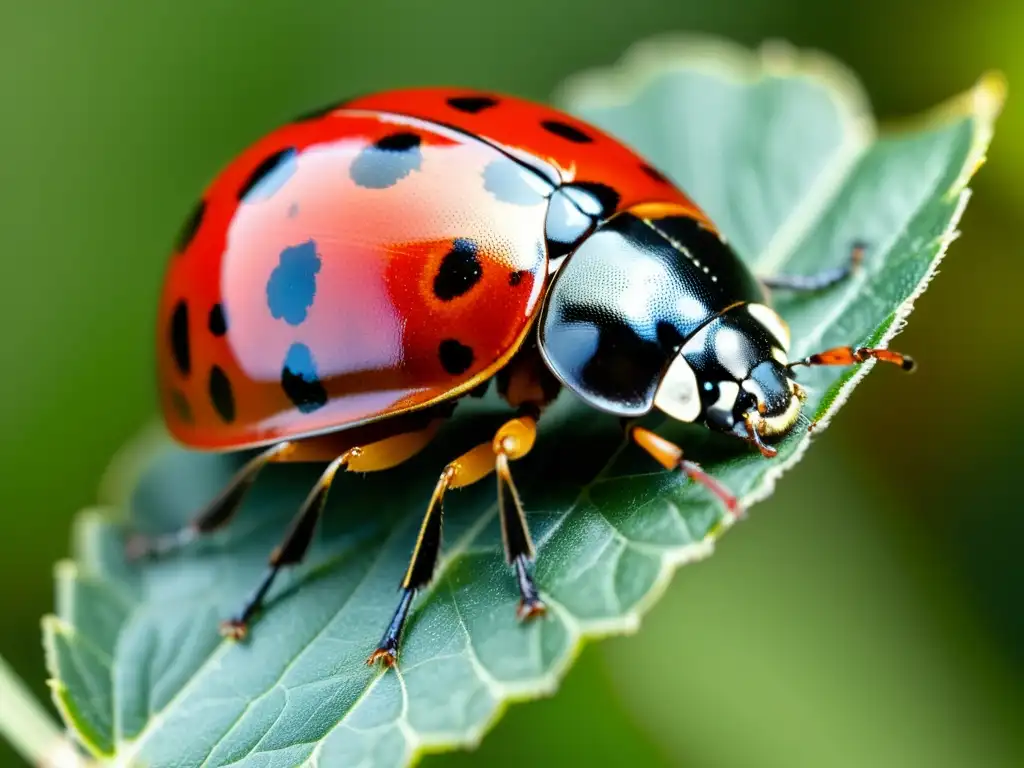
(43, 35, 1002, 767)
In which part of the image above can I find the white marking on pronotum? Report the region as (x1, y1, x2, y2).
(747, 303, 791, 351)
(654, 355, 701, 422)
(714, 326, 753, 380)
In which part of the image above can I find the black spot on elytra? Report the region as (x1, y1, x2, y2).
(170, 300, 190, 376)
(540, 119, 593, 143)
(267, 239, 321, 325)
(281, 343, 328, 413)
(438, 339, 474, 375)
(483, 158, 548, 207)
(568, 181, 620, 216)
(174, 199, 205, 253)
(640, 163, 670, 184)
(208, 303, 227, 337)
(433, 238, 482, 301)
(447, 95, 499, 114)
(209, 366, 235, 423)
(377, 132, 421, 152)
(509, 270, 524, 286)
(169, 389, 193, 424)
(350, 132, 422, 189)
(238, 148, 299, 202)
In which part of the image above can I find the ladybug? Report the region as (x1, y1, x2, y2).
(129, 87, 915, 667)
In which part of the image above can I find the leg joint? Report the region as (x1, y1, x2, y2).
(492, 415, 537, 460)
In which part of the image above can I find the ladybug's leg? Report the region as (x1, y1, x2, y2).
(788, 346, 916, 373)
(368, 412, 542, 668)
(629, 425, 744, 519)
(125, 441, 296, 560)
(494, 415, 544, 618)
(762, 241, 865, 292)
(219, 423, 443, 640)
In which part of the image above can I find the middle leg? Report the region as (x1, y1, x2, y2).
(367, 412, 542, 667)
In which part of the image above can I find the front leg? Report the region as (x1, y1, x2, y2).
(629, 425, 744, 519)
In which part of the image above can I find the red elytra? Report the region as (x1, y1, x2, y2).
(157, 87, 710, 454)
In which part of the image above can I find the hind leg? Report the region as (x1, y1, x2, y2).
(762, 241, 866, 292)
(214, 422, 445, 639)
(125, 441, 297, 560)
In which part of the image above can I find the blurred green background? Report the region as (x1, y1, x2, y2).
(2, 1, 1022, 766)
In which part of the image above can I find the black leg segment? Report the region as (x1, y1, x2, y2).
(125, 441, 293, 560)
(497, 452, 544, 618)
(366, 467, 450, 667)
(366, 413, 545, 668)
(221, 453, 346, 639)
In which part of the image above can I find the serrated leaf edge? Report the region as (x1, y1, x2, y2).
(741, 74, 1003, 511)
(42, 615, 115, 760)
(45, 40, 1006, 768)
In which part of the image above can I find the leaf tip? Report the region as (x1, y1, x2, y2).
(53, 559, 78, 582)
(975, 69, 1008, 121)
(944, 69, 1007, 199)
(53, 560, 79, 621)
(65, 506, 117, 584)
(41, 615, 74, 655)
(96, 418, 170, 509)
(40, 615, 71, 697)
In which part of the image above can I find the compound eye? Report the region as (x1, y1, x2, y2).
(734, 389, 758, 418)
(701, 379, 743, 431)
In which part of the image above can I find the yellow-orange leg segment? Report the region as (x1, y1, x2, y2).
(789, 345, 916, 373)
(367, 414, 542, 668)
(630, 425, 744, 519)
(125, 422, 440, 641)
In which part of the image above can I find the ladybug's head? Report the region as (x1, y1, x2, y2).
(537, 204, 805, 455)
(653, 307, 805, 455)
